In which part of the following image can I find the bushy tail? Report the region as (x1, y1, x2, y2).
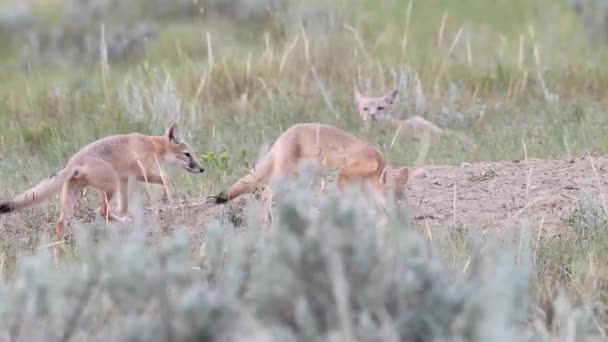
(211, 147, 276, 203)
(0, 166, 78, 213)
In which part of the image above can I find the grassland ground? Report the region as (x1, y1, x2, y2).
(2, 0, 608, 339)
(4, 153, 608, 246)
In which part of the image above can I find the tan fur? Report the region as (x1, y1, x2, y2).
(210, 123, 409, 204)
(355, 88, 443, 136)
(0, 121, 204, 241)
(354, 88, 398, 121)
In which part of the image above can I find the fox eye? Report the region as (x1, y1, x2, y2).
(184, 152, 192, 158)
(378, 106, 385, 111)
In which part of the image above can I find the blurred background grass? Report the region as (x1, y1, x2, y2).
(0, 0, 607, 199)
(0, 1, 608, 338)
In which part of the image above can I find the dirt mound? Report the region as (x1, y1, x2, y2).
(407, 154, 608, 236)
(111, 153, 608, 237)
(2, 155, 607, 248)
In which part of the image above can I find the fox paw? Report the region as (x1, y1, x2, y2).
(207, 192, 228, 204)
(118, 215, 133, 224)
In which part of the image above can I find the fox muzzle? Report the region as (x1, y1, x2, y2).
(0, 202, 14, 213)
(188, 162, 204, 173)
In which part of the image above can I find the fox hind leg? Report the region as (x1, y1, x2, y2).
(79, 157, 131, 224)
(57, 181, 84, 241)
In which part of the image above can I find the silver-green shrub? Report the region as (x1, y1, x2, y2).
(0, 168, 601, 341)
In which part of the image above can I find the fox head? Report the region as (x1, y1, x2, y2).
(379, 166, 409, 199)
(354, 88, 398, 121)
(163, 121, 205, 174)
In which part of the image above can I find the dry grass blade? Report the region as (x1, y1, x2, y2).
(279, 34, 300, 73)
(0, 0, 607, 340)
(400, 0, 415, 56)
(587, 152, 608, 214)
(206, 32, 214, 69)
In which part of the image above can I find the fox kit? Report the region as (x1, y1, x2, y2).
(209, 123, 409, 205)
(0, 121, 204, 241)
(355, 88, 443, 136)
(354, 88, 399, 122)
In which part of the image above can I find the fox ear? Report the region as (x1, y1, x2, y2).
(165, 121, 181, 143)
(381, 167, 409, 185)
(354, 87, 363, 103)
(385, 89, 399, 104)
(395, 167, 409, 184)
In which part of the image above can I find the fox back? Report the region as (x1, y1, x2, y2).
(70, 121, 204, 176)
(211, 123, 410, 203)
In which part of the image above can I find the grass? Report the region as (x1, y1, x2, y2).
(1, 0, 608, 339)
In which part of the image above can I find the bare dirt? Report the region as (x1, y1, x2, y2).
(407, 154, 608, 236)
(2, 154, 608, 249)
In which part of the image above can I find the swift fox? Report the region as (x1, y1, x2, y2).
(209, 123, 409, 204)
(355, 88, 443, 136)
(354, 88, 399, 122)
(0, 121, 204, 241)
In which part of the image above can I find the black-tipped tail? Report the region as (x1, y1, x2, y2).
(0, 202, 13, 214)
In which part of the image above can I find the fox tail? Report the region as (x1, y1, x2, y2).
(0, 166, 79, 214)
(211, 147, 276, 203)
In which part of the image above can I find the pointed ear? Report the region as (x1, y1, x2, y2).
(354, 87, 363, 103)
(165, 120, 181, 143)
(396, 167, 409, 184)
(381, 167, 409, 186)
(385, 89, 399, 104)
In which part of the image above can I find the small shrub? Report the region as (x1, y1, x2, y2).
(0, 175, 600, 341)
(565, 188, 608, 239)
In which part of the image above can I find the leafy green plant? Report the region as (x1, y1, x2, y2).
(200, 151, 229, 173)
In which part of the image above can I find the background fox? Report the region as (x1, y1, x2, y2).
(355, 88, 444, 136)
(0, 121, 204, 241)
(355, 88, 400, 122)
(209, 123, 409, 205)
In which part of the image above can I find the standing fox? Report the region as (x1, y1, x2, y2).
(0, 121, 204, 241)
(209, 123, 409, 204)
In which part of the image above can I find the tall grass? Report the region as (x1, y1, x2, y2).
(1, 0, 608, 339)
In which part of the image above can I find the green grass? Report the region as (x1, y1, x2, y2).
(1, 0, 608, 338)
